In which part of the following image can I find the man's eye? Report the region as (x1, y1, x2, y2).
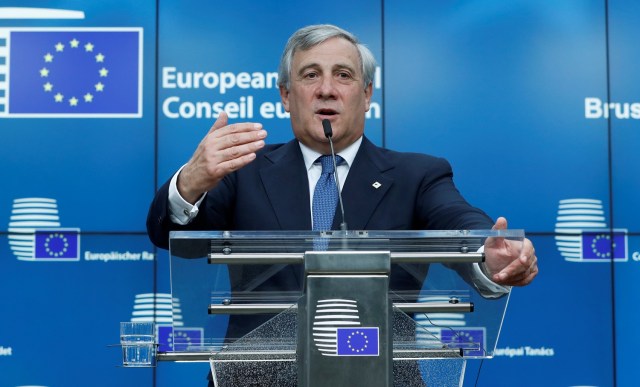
(337, 72, 352, 79)
(305, 72, 318, 79)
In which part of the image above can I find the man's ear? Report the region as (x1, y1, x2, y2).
(279, 86, 290, 112)
(364, 82, 373, 111)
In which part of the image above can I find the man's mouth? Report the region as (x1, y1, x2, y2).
(316, 108, 338, 117)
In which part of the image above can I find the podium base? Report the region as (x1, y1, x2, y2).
(208, 306, 466, 387)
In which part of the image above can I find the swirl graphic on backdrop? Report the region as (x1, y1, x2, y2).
(555, 198, 627, 262)
(131, 293, 183, 326)
(8, 198, 60, 259)
(131, 293, 205, 352)
(7, 197, 80, 261)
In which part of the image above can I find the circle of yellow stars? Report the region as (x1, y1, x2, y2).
(39, 38, 108, 107)
(44, 233, 70, 257)
(591, 234, 615, 258)
(346, 330, 370, 353)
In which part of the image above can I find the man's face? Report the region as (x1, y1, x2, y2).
(280, 37, 373, 154)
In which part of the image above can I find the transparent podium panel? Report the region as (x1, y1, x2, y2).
(208, 306, 469, 387)
(209, 306, 298, 387)
(162, 230, 522, 386)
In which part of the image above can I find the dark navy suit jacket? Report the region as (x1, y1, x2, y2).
(147, 136, 494, 338)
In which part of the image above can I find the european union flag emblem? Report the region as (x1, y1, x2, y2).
(157, 326, 204, 352)
(337, 327, 379, 356)
(33, 228, 80, 261)
(581, 231, 627, 261)
(441, 328, 485, 357)
(0, 27, 142, 118)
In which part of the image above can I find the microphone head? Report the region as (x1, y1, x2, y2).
(322, 119, 333, 138)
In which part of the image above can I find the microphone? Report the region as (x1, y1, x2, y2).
(322, 118, 333, 138)
(321, 119, 347, 231)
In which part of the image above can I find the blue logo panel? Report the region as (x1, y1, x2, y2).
(2, 28, 141, 117)
(581, 231, 627, 261)
(336, 327, 379, 356)
(34, 228, 80, 260)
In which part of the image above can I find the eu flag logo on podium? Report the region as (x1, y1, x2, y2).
(33, 228, 80, 261)
(157, 326, 204, 352)
(336, 327, 379, 356)
(441, 328, 485, 357)
(0, 27, 142, 118)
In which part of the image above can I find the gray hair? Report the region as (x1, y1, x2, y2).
(277, 24, 376, 91)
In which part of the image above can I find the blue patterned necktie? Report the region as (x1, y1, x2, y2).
(312, 155, 344, 231)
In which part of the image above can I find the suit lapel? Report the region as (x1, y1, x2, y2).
(259, 140, 312, 230)
(338, 138, 394, 230)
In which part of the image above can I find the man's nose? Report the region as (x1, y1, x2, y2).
(316, 77, 337, 99)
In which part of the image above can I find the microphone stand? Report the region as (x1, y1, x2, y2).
(322, 119, 349, 249)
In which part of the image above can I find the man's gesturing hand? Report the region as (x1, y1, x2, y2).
(177, 112, 267, 204)
(483, 217, 538, 287)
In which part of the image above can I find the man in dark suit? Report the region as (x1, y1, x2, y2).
(147, 22, 537, 354)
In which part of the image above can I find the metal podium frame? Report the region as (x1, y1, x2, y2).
(157, 229, 523, 386)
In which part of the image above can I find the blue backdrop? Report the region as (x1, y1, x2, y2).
(1, 1, 638, 386)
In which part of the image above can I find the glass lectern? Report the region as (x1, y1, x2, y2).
(155, 229, 522, 386)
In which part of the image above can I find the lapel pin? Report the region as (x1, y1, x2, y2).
(372, 181, 382, 189)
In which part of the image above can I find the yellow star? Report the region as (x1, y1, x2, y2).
(84, 93, 94, 102)
(95, 53, 105, 63)
(99, 67, 109, 77)
(85, 42, 94, 52)
(40, 67, 49, 77)
(95, 82, 105, 92)
(69, 97, 78, 106)
(70, 38, 80, 48)
(43, 82, 53, 92)
(44, 53, 54, 62)
(54, 93, 64, 102)
(55, 42, 64, 52)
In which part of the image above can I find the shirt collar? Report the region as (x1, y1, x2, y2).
(299, 136, 362, 171)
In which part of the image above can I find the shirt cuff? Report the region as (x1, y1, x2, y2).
(471, 246, 511, 298)
(168, 165, 207, 225)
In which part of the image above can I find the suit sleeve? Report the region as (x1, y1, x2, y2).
(146, 173, 237, 250)
(411, 156, 508, 297)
